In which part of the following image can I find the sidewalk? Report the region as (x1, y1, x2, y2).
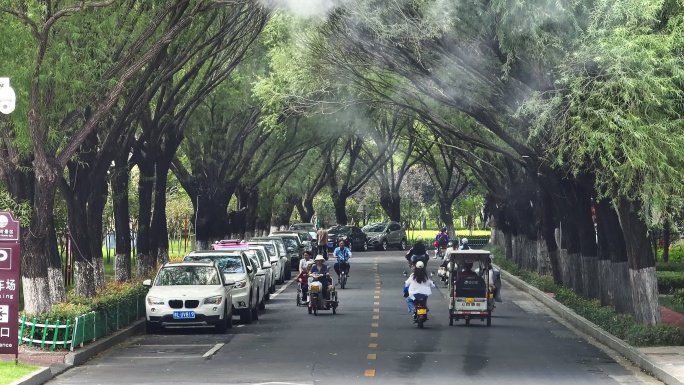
(2, 319, 144, 385)
(503, 271, 684, 385)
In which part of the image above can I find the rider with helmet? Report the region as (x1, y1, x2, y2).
(405, 236, 428, 267)
(403, 261, 436, 319)
(459, 238, 471, 250)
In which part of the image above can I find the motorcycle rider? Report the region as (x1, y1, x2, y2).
(405, 236, 428, 267)
(459, 237, 471, 250)
(403, 261, 435, 320)
(310, 254, 333, 300)
(333, 239, 352, 279)
(299, 250, 313, 273)
(434, 227, 450, 259)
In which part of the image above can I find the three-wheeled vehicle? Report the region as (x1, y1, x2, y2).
(308, 272, 338, 315)
(446, 249, 494, 326)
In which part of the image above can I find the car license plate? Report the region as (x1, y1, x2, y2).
(328, 242, 333, 248)
(173, 311, 195, 319)
(416, 308, 427, 315)
(466, 298, 475, 304)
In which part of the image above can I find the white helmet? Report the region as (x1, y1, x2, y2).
(461, 238, 468, 244)
(415, 261, 425, 269)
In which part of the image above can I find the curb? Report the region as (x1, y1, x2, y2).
(9, 319, 145, 385)
(502, 269, 683, 385)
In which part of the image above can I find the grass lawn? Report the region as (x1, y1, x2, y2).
(0, 362, 39, 385)
(406, 229, 491, 240)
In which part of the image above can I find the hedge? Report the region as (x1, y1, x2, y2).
(21, 281, 147, 349)
(657, 262, 684, 272)
(657, 271, 684, 294)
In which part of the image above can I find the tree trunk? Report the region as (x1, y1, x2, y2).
(301, 197, 315, 223)
(331, 189, 349, 225)
(379, 188, 402, 222)
(438, 200, 455, 238)
(46, 219, 66, 303)
(541, 190, 562, 284)
(21, 163, 62, 313)
(150, 156, 172, 265)
(663, 216, 671, 263)
(194, 193, 232, 248)
(564, 223, 583, 296)
(618, 198, 660, 325)
(504, 232, 513, 261)
(595, 199, 632, 314)
(112, 157, 132, 282)
(595, 201, 612, 307)
(136, 157, 155, 278)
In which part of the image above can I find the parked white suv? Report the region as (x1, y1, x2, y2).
(143, 261, 233, 334)
(184, 250, 261, 324)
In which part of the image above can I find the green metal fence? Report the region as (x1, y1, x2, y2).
(18, 316, 72, 351)
(70, 294, 146, 350)
(407, 235, 491, 249)
(18, 293, 145, 351)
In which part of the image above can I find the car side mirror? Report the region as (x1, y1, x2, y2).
(142, 279, 152, 288)
(256, 270, 265, 276)
(386, 229, 390, 233)
(225, 279, 236, 286)
(247, 266, 254, 273)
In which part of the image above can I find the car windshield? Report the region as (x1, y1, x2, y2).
(282, 238, 298, 248)
(253, 249, 269, 265)
(250, 243, 275, 257)
(290, 224, 315, 231)
(154, 265, 221, 286)
(328, 227, 345, 235)
(363, 223, 386, 232)
(183, 255, 245, 274)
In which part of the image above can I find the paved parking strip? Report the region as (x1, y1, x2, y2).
(47, 251, 661, 385)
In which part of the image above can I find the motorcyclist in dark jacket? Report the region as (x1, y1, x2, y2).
(405, 236, 428, 267)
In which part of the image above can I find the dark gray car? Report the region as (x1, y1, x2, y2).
(363, 221, 407, 251)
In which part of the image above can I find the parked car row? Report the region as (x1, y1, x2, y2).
(142, 222, 408, 334)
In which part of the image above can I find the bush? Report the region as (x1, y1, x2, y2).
(657, 243, 684, 263)
(22, 281, 146, 349)
(674, 289, 684, 305)
(657, 262, 684, 272)
(657, 271, 684, 294)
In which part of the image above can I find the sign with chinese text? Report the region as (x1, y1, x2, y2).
(0, 212, 20, 355)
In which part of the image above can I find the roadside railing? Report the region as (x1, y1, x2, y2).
(18, 293, 145, 351)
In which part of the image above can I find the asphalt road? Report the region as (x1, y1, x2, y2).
(48, 251, 661, 385)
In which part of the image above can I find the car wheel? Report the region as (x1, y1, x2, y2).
(259, 290, 266, 310)
(400, 238, 407, 251)
(252, 302, 259, 320)
(265, 290, 271, 301)
(284, 263, 292, 280)
(145, 321, 157, 334)
(215, 310, 228, 334)
(382, 239, 388, 251)
(240, 301, 254, 324)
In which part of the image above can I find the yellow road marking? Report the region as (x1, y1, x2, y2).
(369, 343, 378, 348)
(370, 333, 378, 337)
(373, 308, 379, 312)
(373, 315, 379, 320)
(374, 291, 380, 294)
(374, 295, 380, 299)
(372, 323, 378, 327)
(365, 369, 375, 377)
(367, 353, 377, 360)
